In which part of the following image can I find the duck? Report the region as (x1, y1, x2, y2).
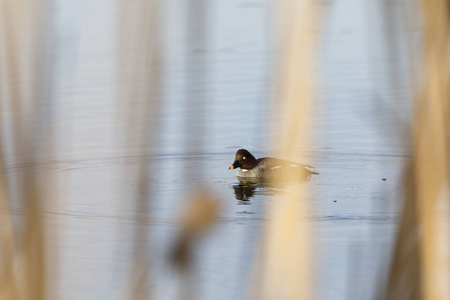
(229, 149, 317, 180)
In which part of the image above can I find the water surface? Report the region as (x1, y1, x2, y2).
(4, 0, 418, 299)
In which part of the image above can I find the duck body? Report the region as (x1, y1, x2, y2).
(229, 149, 317, 180)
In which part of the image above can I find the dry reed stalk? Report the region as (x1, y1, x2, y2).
(0, 5, 19, 290)
(385, 0, 450, 299)
(172, 2, 217, 299)
(0, 1, 51, 300)
(252, 0, 320, 299)
(170, 189, 219, 269)
(0, 156, 19, 300)
(171, 189, 219, 300)
(116, 1, 161, 299)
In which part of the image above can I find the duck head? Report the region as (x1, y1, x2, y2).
(229, 149, 258, 170)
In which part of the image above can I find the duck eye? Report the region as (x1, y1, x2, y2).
(243, 156, 246, 160)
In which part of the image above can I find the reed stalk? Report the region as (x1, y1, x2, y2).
(0, 0, 51, 298)
(385, 0, 450, 299)
(252, 0, 320, 299)
(116, 0, 162, 299)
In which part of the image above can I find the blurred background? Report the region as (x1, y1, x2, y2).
(0, 0, 449, 299)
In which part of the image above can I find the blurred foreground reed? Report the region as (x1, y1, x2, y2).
(0, 1, 54, 300)
(384, 0, 450, 299)
(251, 0, 319, 299)
(117, 0, 161, 299)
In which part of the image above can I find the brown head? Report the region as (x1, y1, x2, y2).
(229, 149, 258, 170)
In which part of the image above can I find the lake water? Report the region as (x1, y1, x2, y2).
(3, 0, 418, 299)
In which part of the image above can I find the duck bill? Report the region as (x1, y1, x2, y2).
(229, 161, 240, 169)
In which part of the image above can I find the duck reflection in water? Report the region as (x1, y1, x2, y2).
(231, 174, 314, 202)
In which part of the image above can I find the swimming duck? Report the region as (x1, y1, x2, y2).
(229, 149, 317, 180)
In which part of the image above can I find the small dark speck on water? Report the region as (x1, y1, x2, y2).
(333, 200, 337, 203)
(382, 178, 386, 181)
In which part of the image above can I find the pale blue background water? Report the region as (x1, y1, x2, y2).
(6, 0, 418, 299)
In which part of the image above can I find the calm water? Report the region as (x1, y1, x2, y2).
(4, 0, 417, 299)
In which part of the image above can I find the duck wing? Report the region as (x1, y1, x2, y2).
(257, 157, 318, 174)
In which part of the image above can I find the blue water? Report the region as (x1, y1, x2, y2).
(4, 0, 418, 299)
